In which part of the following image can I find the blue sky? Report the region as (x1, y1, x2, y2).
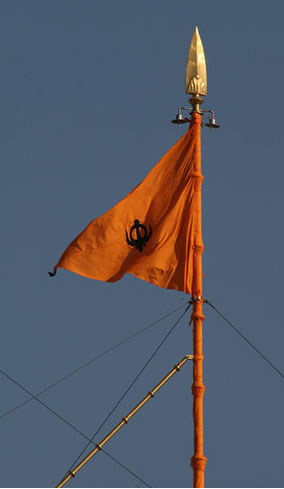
(0, 1, 284, 487)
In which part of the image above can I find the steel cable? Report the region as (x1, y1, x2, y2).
(206, 300, 284, 379)
(0, 367, 151, 487)
(0, 303, 190, 486)
(64, 303, 191, 478)
(101, 448, 151, 488)
(0, 301, 189, 421)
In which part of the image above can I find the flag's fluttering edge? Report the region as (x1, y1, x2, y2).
(50, 115, 201, 293)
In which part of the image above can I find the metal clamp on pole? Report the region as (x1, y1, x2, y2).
(191, 296, 203, 303)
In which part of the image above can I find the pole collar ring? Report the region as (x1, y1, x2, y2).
(193, 354, 204, 360)
(191, 295, 203, 302)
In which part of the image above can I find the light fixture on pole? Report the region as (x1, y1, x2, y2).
(172, 107, 220, 129)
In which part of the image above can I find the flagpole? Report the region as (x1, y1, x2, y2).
(190, 110, 207, 488)
(185, 27, 208, 488)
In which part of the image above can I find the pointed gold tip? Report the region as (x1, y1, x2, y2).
(185, 26, 207, 96)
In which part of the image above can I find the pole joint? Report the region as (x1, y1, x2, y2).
(191, 455, 207, 472)
(189, 95, 204, 114)
(193, 354, 204, 360)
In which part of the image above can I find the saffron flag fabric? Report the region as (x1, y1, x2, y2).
(51, 117, 200, 293)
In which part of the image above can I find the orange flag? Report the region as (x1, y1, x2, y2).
(50, 116, 200, 293)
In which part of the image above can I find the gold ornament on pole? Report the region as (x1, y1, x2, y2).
(185, 26, 207, 113)
(171, 27, 218, 127)
(185, 26, 207, 96)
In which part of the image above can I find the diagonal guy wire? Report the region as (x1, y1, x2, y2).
(0, 366, 151, 487)
(206, 300, 284, 379)
(101, 448, 151, 488)
(0, 301, 189, 421)
(0, 367, 95, 441)
(0, 303, 190, 486)
(65, 303, 191, 477)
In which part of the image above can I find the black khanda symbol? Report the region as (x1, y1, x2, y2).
(126, 219, 152, 252)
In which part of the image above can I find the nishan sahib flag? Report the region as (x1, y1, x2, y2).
(50, 117, 200, 293)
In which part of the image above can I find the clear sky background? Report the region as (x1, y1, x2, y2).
(1, 1, 283, 487)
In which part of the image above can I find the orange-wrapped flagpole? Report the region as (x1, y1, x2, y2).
(190, 112, 207, 487)
(184, 26, 208, 487)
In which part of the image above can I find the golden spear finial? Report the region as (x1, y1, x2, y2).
(185, 26, 207, 113)
(172, 26, 219, 125)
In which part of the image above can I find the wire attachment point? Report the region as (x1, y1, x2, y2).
(191, 296, 203, 302)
